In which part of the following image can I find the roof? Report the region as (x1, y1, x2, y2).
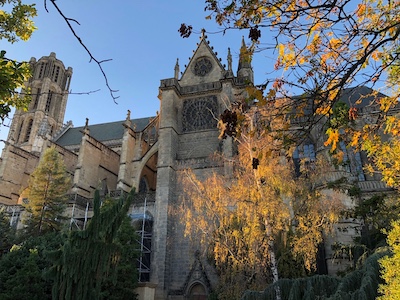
(55, 117, 154, 147)
(291, 86, 388, 114)
(339, 86, 387, 108)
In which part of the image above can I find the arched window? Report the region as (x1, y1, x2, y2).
(32, 88, 41, 110)
(24, 119, 33, 142)
(38, 62, 45, 79)
(339, 141, 366, 181)
(293, 143, 316, 176)
(16, 120, 24, 143)
(52, 65, 61, 83)
(139, 176, 149, 193)
(45, 90, 52, 113)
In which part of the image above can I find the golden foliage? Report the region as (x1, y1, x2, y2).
(324, 128, 339, 151)
(204, 0, 400, 176)
(23, 147, 71, 234)
(178, 106, 344, 297)
(378, 220, 400, 300)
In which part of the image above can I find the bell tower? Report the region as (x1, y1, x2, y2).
(8, 52, 72, 152)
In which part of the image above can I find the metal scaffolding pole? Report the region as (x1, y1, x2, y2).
(69, 203, 75, 230)
(83, 201, 89, 230)
(138, 195, 147, 282)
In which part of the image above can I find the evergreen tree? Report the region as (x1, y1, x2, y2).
(242, 250, 387, 300)
(0, 232, 65, 300)
(23, 147, 71, 235)
(51, 189, 137, 300)
(348, 194, 400, 256)
(0, 208, 16, 256)
(100, 213, 139, 300)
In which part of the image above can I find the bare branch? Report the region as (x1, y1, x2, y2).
(44, 0, 119, 103)
(20, 90, 101, 97)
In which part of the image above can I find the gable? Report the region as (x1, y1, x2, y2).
(179, 37, 225, 86)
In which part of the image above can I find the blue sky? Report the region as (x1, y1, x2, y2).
(1, 1, 276, 145)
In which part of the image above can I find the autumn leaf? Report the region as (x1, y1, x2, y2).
(324, 128, 339, 151)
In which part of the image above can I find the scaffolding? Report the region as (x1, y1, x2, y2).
(68, 190, 130, 230)
(67, 190, 155, 282)
(68, 193, 93, 230)
(0, 204, 22, 228)
(130, 192, 155, 282)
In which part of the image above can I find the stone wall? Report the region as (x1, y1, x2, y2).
(47, 141, 78, 177)
(72, 134, 120, 198)
(0, 144, 40, 205)
(177, 131, 220, 160)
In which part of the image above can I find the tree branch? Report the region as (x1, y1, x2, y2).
(44, 0, 119, 103)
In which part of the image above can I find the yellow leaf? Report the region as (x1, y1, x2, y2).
(278, 43, 285, 58)
(351, 131, 362, 148)
(324, 128, 339, 151)
(356, 3, 366, 17)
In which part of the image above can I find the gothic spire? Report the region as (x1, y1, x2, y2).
(238, 36, 251, 71)
(237, 36, 254, 83)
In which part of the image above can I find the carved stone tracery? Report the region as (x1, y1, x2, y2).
(193, 57, 213, 77)
(182, 96, 218, 132)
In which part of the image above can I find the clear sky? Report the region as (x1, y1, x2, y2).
(1, 1, 277, 146)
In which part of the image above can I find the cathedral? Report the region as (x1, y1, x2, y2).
(0, 34, 395, 299)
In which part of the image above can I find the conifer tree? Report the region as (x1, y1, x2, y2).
(100, 213, 139, 300)
(23, 147, 71, 235)
(0, 208, 15, 256)
(0, 232, 65, 300)
(242, 250, 387, 300)
(51, 189, 136, 300)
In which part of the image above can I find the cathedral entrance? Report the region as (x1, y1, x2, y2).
(188, 283, 207, 300)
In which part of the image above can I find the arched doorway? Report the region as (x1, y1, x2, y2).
(188, 283, 207, 300)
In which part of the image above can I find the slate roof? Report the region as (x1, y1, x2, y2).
(339, 86, 387, 108)
(291, 86, 388, 115)
(55, 117, 154, 147)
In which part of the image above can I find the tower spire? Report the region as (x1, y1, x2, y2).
(237, 37, 254, 83)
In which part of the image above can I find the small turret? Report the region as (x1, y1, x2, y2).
(124, 110, 132, 127)
(237, 37, 254, 83)
(83, 118, 90, 135)
(225, 47, 234, 78)
(174, 59, 180, 79)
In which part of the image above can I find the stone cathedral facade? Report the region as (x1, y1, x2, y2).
(0, 35, 395, 299)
